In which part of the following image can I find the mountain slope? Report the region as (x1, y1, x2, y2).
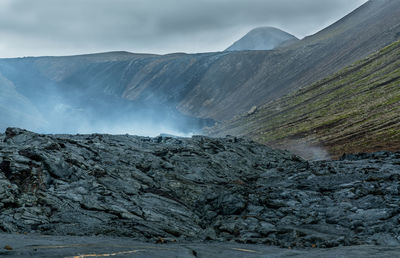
(1, 0, 400, 129)
(209, 39, 400, 159)
(225, 27, 298, 51)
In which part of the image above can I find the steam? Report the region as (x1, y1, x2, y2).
(0, 61, 212, 137)
(285, 140, 330, 160)
(1, 97, 203, 137)
(38, 99, 198, 137)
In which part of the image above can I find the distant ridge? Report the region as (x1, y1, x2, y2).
(225, 27, 298, 51)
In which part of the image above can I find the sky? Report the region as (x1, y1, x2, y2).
(0, 0, 368, 58)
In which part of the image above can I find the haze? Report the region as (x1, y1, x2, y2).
(0, 0, 367, 58)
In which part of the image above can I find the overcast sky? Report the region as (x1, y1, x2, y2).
(0, 0, 368, 58)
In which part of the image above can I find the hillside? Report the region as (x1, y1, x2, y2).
(209, 40, 400, 159)
(225, 27, 298, 51)
(0, 0, 399, 127)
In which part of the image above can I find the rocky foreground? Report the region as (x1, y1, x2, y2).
(1, 128, 400, 249)
(2, 233, 400, 258)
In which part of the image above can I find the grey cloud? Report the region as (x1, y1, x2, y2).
(0, 0, 367, 57)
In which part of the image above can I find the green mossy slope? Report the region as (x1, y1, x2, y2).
(210, 40, 400, 159)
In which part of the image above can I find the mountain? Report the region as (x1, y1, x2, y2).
(225, 27, 298, 51)
(0, 0, 400, 133)
(178, 0, 400, 120)
(209, 39, 400, 159)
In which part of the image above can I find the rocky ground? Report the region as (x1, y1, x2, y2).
(1, 128, 400, 250)
(2, 233, 400, 258)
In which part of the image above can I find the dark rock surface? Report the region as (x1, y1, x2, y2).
(1, 128, 400, 249)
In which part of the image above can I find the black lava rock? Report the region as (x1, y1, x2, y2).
(0, 128, 400, 248)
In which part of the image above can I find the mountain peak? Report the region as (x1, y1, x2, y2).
(225, 27, 298, 51)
